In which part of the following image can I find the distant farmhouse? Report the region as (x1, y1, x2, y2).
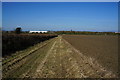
(29, 31, 48, 33)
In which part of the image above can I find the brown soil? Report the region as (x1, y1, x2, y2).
(62, 35, 118, 76)
(3, 35, 118, 78)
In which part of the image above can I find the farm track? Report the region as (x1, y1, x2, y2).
(3, 36, 117, 78)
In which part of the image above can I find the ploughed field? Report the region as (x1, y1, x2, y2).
(62, 35, 118, 76)
(2, 35, 118, 78)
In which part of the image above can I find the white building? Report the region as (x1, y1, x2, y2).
(29, 31, 48, 33)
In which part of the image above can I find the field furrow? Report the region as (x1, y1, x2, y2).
(3, 35, 117, 78)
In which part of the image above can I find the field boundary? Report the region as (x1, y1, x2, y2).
(61, 36, 117, 78)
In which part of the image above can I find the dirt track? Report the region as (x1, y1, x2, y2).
(2, 36, 117, 78)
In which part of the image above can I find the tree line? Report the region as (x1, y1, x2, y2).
(55, 31, 120, 35)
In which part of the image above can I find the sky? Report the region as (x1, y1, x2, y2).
(2, 0, 120, 2)
(0, 1, 2, 29)
(2, 2, 118, 32)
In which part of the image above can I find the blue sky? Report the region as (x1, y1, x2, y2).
(2, 2, 118, 32)
(0, 1, 2, 29)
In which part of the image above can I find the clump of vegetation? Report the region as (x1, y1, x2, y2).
(15, 27, 22, 34)
(2, 34, 57, 57)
